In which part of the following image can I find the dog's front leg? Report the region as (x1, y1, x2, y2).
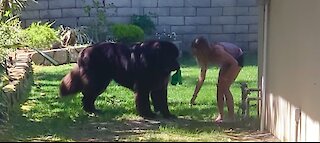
(135, 90, 156, 119)
(151, 88, 176, 119)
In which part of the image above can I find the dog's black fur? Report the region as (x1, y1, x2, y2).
(60, 40, 180, 118)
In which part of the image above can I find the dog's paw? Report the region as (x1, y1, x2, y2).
(162, 113, 177, 119)
(141, 112, 157, 119)
(84, 107, 103, 115)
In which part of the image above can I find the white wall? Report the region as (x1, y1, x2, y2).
(262, 0, 320, 141)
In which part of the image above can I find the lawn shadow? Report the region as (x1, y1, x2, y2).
(1, 103, 141, 141)
(2, 98, 262, 142)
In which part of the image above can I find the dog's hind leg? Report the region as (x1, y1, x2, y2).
(81, 79, 111, 114)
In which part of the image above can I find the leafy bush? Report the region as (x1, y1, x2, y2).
(0, 16, 22, 98)
(58, 25, 93, 46)
(23, 22, 59, 49)
(0, 0, 36, 22)
(155, 30, 177, 41)
(131, 14, 155, 35)
(0, 16, 24, 49)
(111, 24, 144, 45)
(82, 0, 115, 43)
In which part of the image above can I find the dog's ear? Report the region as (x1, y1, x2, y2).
(154, 41, 180, 72)
(133, 41, 157, 68)
(152, 41, 160, 49)
(152, 41, 161, 58)
(139, 40, 180, 72)
(142, 41, 160, 59)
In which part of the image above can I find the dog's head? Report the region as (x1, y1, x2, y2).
(140, 40, 180, 74)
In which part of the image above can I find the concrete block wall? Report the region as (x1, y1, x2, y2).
(21, 0, 258, 53)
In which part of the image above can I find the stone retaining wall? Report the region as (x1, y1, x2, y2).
(0, 51, 33, 125)
(30, 46, 86, 66)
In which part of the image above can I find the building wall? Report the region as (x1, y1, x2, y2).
(20, 0, 258, 53)
(263, 0, 320, 141)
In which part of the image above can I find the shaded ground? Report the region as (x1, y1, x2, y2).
(11, 115, 278, 142)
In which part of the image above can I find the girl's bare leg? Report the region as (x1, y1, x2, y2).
(215, 68, 229, 122)
(215, 83, 226, 122)
(224, 67, 241, 121)
(215, 66, 241, 122)
(224, 88, 235, 120)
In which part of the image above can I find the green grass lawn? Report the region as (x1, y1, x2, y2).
(0, 53, 262, 142)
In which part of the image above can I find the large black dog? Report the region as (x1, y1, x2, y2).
(59, 40, 180, 118)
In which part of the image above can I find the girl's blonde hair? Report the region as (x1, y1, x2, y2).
(191, 36, 211, 66)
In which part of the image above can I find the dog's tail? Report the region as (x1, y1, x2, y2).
(60, 65, 82, 97)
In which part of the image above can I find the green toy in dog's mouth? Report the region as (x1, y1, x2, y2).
(171, 68, 182, 85)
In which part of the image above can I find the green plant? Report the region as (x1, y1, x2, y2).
(0, 16, 23, 98)
(82, 0, 114, 43)
(0, 0, 36, 128)
(22, 22, 59, 49)
(0, 0, 36, 22)
(0, 16, 24, 49)
(0, 16, 22, 76)
(72, 26, 92, 45)
(58, 25, 93, 45)
(111, 24, 144, 45)
(131, 14, 156, 35)
(156, 29, 177, 41)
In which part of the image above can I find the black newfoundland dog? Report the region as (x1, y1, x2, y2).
(59, 40, 180, 119)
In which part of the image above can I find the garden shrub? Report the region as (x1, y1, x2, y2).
(0, 15, 23, 124)
(131, 14, 155, 36)
(82, 0, 115, 43)
(23, 22, 59, 49)
(110, 24, 144, 45)
(0, 16, 22, 79)
(57, 25, 93, 46)
(0, 0, 36, 22)
(0, 16, 24, 49)
(0, 0, 36, 127)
